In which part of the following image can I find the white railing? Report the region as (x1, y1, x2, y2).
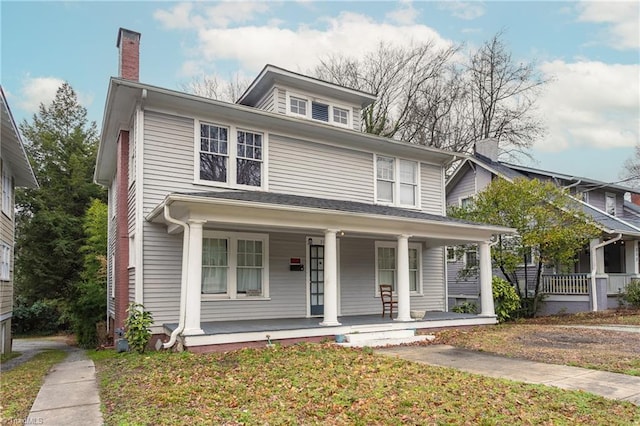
(608, 274, 637, 294)
(541, 274, 589, 295)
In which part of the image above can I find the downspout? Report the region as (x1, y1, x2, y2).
(162, 203, 190, 349)
(590, 234, 622, 311)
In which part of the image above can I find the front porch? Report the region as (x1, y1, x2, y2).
(164, 312, 496, 350)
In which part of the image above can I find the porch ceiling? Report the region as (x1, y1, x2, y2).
(147, 191, 514, 245)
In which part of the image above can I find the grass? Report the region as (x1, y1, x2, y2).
(435, 310, 640, 375)
(91, 343, 640, 425)
(0, 349, 67, 423)
(0, 352, 21, 363)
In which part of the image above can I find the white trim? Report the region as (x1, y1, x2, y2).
(373, 154, 421, 210)
(194, 119, 268, 191)
(128, 233, 135, 268)
(285, 90, 353, 129)
(1, 163, 13, 218)
(374, 241, 422, 296)
(0, 242, 10, 281)
(446, 247, 457, 263)
(201, 230, 270, 300)
(0, 312, 12, 322)
(134, 106, 144, 304)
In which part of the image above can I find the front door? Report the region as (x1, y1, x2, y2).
(309, 244, 324, 316)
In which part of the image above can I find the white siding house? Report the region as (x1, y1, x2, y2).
(95, 29, 511, 351)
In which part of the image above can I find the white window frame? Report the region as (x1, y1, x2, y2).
(459, 196, 474, 208)
(446, 247, 457, 262)
(374, 154, 421, 209)
(110, 256, 115, 298)
(195, 120, 267, 191)
(285, 91, 352, 128)
(1, 242, 10, 281)
(2, 164, 12, 217)
(128, 121, 136, 188)
(374, 241, 422, 296)
(201, 231, 269, 300)
(605, 192, 616, 216)
(128, 234, 135, 268)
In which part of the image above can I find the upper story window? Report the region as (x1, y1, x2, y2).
(286, 92, 351, 128)
(197, 121, 265, 189)
(605, 193, 616, 215)
(375, 155, 419, 208)
(460, 196, 474, 209)
(2, 164, 12, 217)
(1, 242, 10, 281)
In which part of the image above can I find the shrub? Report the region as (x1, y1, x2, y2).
(12, 296, 66, 335)
(452, 301, 478, 314)
(623, 279, 640, 308)
(492, 277, 520, 323)
(124, 303, 154, 354)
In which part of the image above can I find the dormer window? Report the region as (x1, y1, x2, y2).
(286, 92, 351, 128)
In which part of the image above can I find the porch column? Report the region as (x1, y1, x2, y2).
(479, 241, 496, 317)
(396, 234, 412, 321)
(184, 219, 206, 335)
(320, 229, 341, 326)
(590, 238, 605, 274)
(625, 240, 639, 275)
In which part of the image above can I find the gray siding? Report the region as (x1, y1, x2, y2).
(255, 87, 276, 113)
(339, 238, 377, 314)
(447, 167, 475, 207)
(421, 247, 445, 310)
(352, 106, 362, 131)
(275, 86, 286, 114)
(588, 190, 606, 211)
(143, 111, 195, 211)
(476, 167, 493, 191)
(420, 163, 444, 215)
(269, 135, 374, 203)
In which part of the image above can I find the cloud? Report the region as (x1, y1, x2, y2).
(157, 8, 450, 77)
(154, 1, 271, 30)
(386, 0, 419, 25)
(153, 3, 195, 30)
(535, 60, 639, 152)
(438, 1, 486, 20)
(576, 1, 640, 50)
(17, 76, 65, 113)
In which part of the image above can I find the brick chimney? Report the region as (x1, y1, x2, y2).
(475, 138, 499, 161)
(117, 28, 141, 81)
(631, 193, 640, 206)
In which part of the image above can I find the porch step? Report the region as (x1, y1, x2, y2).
(345, 329, 415, 344)
(340, 335, 435, 348)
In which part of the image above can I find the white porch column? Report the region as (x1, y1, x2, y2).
(320, 229, 341, 326)
(183, 219, 206, 335)
(396, 234, 412, 321)
(625, 240, 639, 275)
(479, 241, 496, 317)
(590, 238, 605, 274)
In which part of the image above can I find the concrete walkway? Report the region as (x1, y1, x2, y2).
(15, 341, 104, 425)
(377, 344, 640, 405)
(1, 337, 69, 372)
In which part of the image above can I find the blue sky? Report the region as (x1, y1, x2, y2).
(2, 1, 638, 184)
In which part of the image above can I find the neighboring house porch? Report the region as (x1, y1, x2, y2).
(146, 191, 510, 350)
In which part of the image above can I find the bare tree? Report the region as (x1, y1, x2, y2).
(180, 72, 251, 103)
(622, 144, 640, 187)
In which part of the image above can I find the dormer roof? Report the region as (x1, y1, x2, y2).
(236, 64, 377, 108)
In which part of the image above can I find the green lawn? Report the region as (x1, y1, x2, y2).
(0, 350, 67, 423)
(91, 343, 640, 425)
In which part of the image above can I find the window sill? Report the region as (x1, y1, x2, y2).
(202, 295, 271, 302)
(192, 180, 266, 192)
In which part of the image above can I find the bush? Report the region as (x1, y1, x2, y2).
(124, 303, 154, 354)
(623, 279, 640, 308)
(12, 296, 67, 335)
(492, 277, 520, 323)
(69, 279, 107, 348)
(452, 301, 478, 314)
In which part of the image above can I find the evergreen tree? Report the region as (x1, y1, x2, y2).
(15, 82, 106, 317)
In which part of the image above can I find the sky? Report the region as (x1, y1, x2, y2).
(1, 0, 638, 185)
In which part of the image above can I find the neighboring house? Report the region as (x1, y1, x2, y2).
(0, 86, 38, 355)
(446, 138, 640, 315)
(94, 29, 511, 351)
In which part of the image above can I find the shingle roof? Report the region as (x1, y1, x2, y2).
(472, 153, 527, 181)
(177, 190, 490, 227)
(580, 201, 640, 235)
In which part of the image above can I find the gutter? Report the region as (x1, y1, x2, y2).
(590, 234, 622, 311)
(161, 203, 190, 349)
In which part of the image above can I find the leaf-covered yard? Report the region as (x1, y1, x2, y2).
(92, 343, 639, 425)
(435, 311, 640, 376)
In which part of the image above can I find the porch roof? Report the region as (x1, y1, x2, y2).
(578, 200, 640, 237)
(147, 190, 514, 244)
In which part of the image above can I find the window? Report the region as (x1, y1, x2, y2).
(202, 232, 268, 298)
(236, 130, 263, 187)
(375, 242, 421, 294)
(290, 97, 307, 116)
(1, 243, 10, 281)
(460, 196, 474, 208)
(198, 122, 265, 189)
(110, 256, 115, 298)
(333, 107, 349, 125)
(199, 123, 228, 183)
(465, 249, 478, 268)
(375, 155, 419, 208)
(446, 247, 457, 262)
(605, 193, 616, 216)
(311, 102, 329, 121)
(128, 234, 135, 268)
(2, 164, 12, 216)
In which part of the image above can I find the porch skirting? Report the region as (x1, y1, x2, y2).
(163, 313, 497, 350)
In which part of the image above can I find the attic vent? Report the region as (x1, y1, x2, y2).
(312, 102, 329, 122)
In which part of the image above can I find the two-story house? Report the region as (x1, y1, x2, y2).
(0, 86, 39, 355)
(446, 138, 640, 315)
(95, 29, 512, 352)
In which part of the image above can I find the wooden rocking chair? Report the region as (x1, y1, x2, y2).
(379, 284, 397, 319)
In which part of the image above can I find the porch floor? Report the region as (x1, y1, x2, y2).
(165, 312, 483, 336)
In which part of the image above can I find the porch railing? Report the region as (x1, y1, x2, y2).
(541, 274, 589, 295)
(608, 274, 637, 294)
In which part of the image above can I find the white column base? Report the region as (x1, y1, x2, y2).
(319, 320, 341, 327)
(182, 328, 205, 336)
